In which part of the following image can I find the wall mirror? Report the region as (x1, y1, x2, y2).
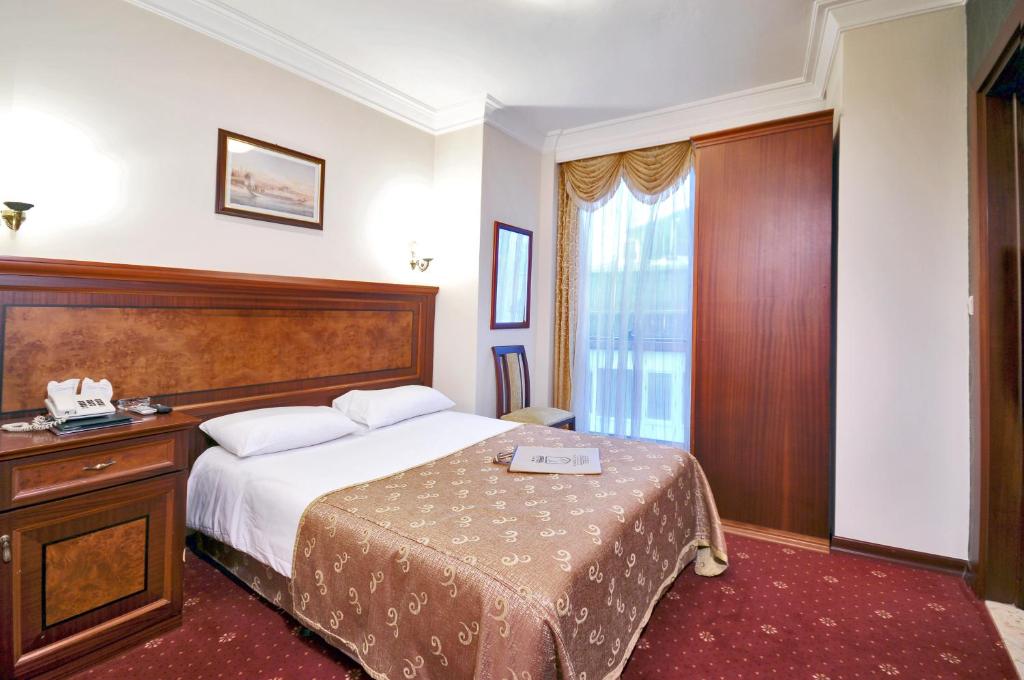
(490, 221, 533, 329)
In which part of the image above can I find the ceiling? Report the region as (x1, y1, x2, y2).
(211, 0, 813, 136)
(132, 0, 964, 148)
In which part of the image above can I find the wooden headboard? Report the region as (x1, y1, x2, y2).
(0, 257, 437, 423)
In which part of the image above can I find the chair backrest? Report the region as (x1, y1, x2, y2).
(492, 345, 531, 418)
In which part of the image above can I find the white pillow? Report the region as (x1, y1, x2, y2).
(200, 406, 361, 457)
(333, 385, 455, 430)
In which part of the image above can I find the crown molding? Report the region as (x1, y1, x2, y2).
(124, 0, 441, 131)
(546, 0, 965, 161)
(484, 101, 547, 149)
(125, 0, 963, 157)
(544, 79, 826, 161)
(432, 95, 494, 135)
(805, 0, 967, 95)
(127, 0, 547, 146)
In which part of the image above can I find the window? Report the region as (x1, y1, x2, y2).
(645, 372, 672, 421)
(571, 170, 695, 446)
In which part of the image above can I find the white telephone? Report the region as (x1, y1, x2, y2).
(45, 378, 115, 420)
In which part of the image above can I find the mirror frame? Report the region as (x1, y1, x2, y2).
(490, 221, 533, 330)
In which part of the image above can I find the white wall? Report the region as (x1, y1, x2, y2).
(432, 126, 485, 412)
(2, 0, 435, 282)
(0, 0, 490, 409)
(824, 32, 844, 126)
(475, 125, 544, 417)
(533, 152, 559, 408)
(0, 0, 540, 418)
(833, 8, 970, 559)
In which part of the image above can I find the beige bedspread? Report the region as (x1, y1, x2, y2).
(291, 424, 727, 680)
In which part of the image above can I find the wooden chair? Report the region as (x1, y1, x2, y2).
(492, 345, 575, 430)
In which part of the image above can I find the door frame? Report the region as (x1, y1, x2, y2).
(970, 0, 1024, 602)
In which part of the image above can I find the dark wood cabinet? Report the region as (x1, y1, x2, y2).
(0, 412, 195, 679)
(692, 111, 834, 541)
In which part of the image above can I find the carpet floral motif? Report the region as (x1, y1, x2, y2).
(72, 535, 1014, 679)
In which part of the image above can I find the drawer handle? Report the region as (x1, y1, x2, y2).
(82, 459, 116, 471)
(1, 535, 10, 564)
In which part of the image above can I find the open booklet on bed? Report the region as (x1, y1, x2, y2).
(508, 445, 601, 474)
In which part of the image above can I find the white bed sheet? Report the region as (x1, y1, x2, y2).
(187, 410, 518, 577)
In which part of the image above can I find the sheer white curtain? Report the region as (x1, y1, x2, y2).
(571, 170, 695, 446)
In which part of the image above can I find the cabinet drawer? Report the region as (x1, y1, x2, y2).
(0, 473, 184, 679)
(2, 434, 183, 508)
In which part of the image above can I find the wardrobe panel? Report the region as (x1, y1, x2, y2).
(692, 111, 834, 539)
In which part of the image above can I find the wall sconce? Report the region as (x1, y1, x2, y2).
(409, 241, 433, 272)
(2, 202, 34, 232)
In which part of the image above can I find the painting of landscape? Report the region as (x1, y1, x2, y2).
(216, 130, 325, 229)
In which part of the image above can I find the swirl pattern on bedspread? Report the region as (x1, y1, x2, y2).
(291, 424, 727, 680)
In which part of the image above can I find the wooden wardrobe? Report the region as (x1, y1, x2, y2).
(691, 111, 835, 542)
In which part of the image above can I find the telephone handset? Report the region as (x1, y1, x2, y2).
(44, 378, 115, 420)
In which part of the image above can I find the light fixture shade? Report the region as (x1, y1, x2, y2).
(2, 202, 34, 232)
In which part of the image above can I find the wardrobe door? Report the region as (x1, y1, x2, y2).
(692, 111, 834, 540)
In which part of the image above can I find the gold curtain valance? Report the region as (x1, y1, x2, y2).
(561, 141, 693, 208)
(553, 140, 693, 410)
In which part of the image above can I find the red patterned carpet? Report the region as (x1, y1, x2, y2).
(71, 534, 1015, 679)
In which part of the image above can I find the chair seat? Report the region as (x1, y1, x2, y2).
(501, 406, 574, 427)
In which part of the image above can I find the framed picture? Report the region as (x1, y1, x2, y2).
(215, 129, 325, 230)
(490, 221, 533, 329)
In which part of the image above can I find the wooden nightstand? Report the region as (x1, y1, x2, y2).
(0, 411, 197, 679)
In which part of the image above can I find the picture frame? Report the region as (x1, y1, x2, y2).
(215, 129, 325, 230)
(490, 221, 533, 329)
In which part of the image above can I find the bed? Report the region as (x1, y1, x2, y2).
(0, 257, 727, 680)
(188, 409, 727, 680)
